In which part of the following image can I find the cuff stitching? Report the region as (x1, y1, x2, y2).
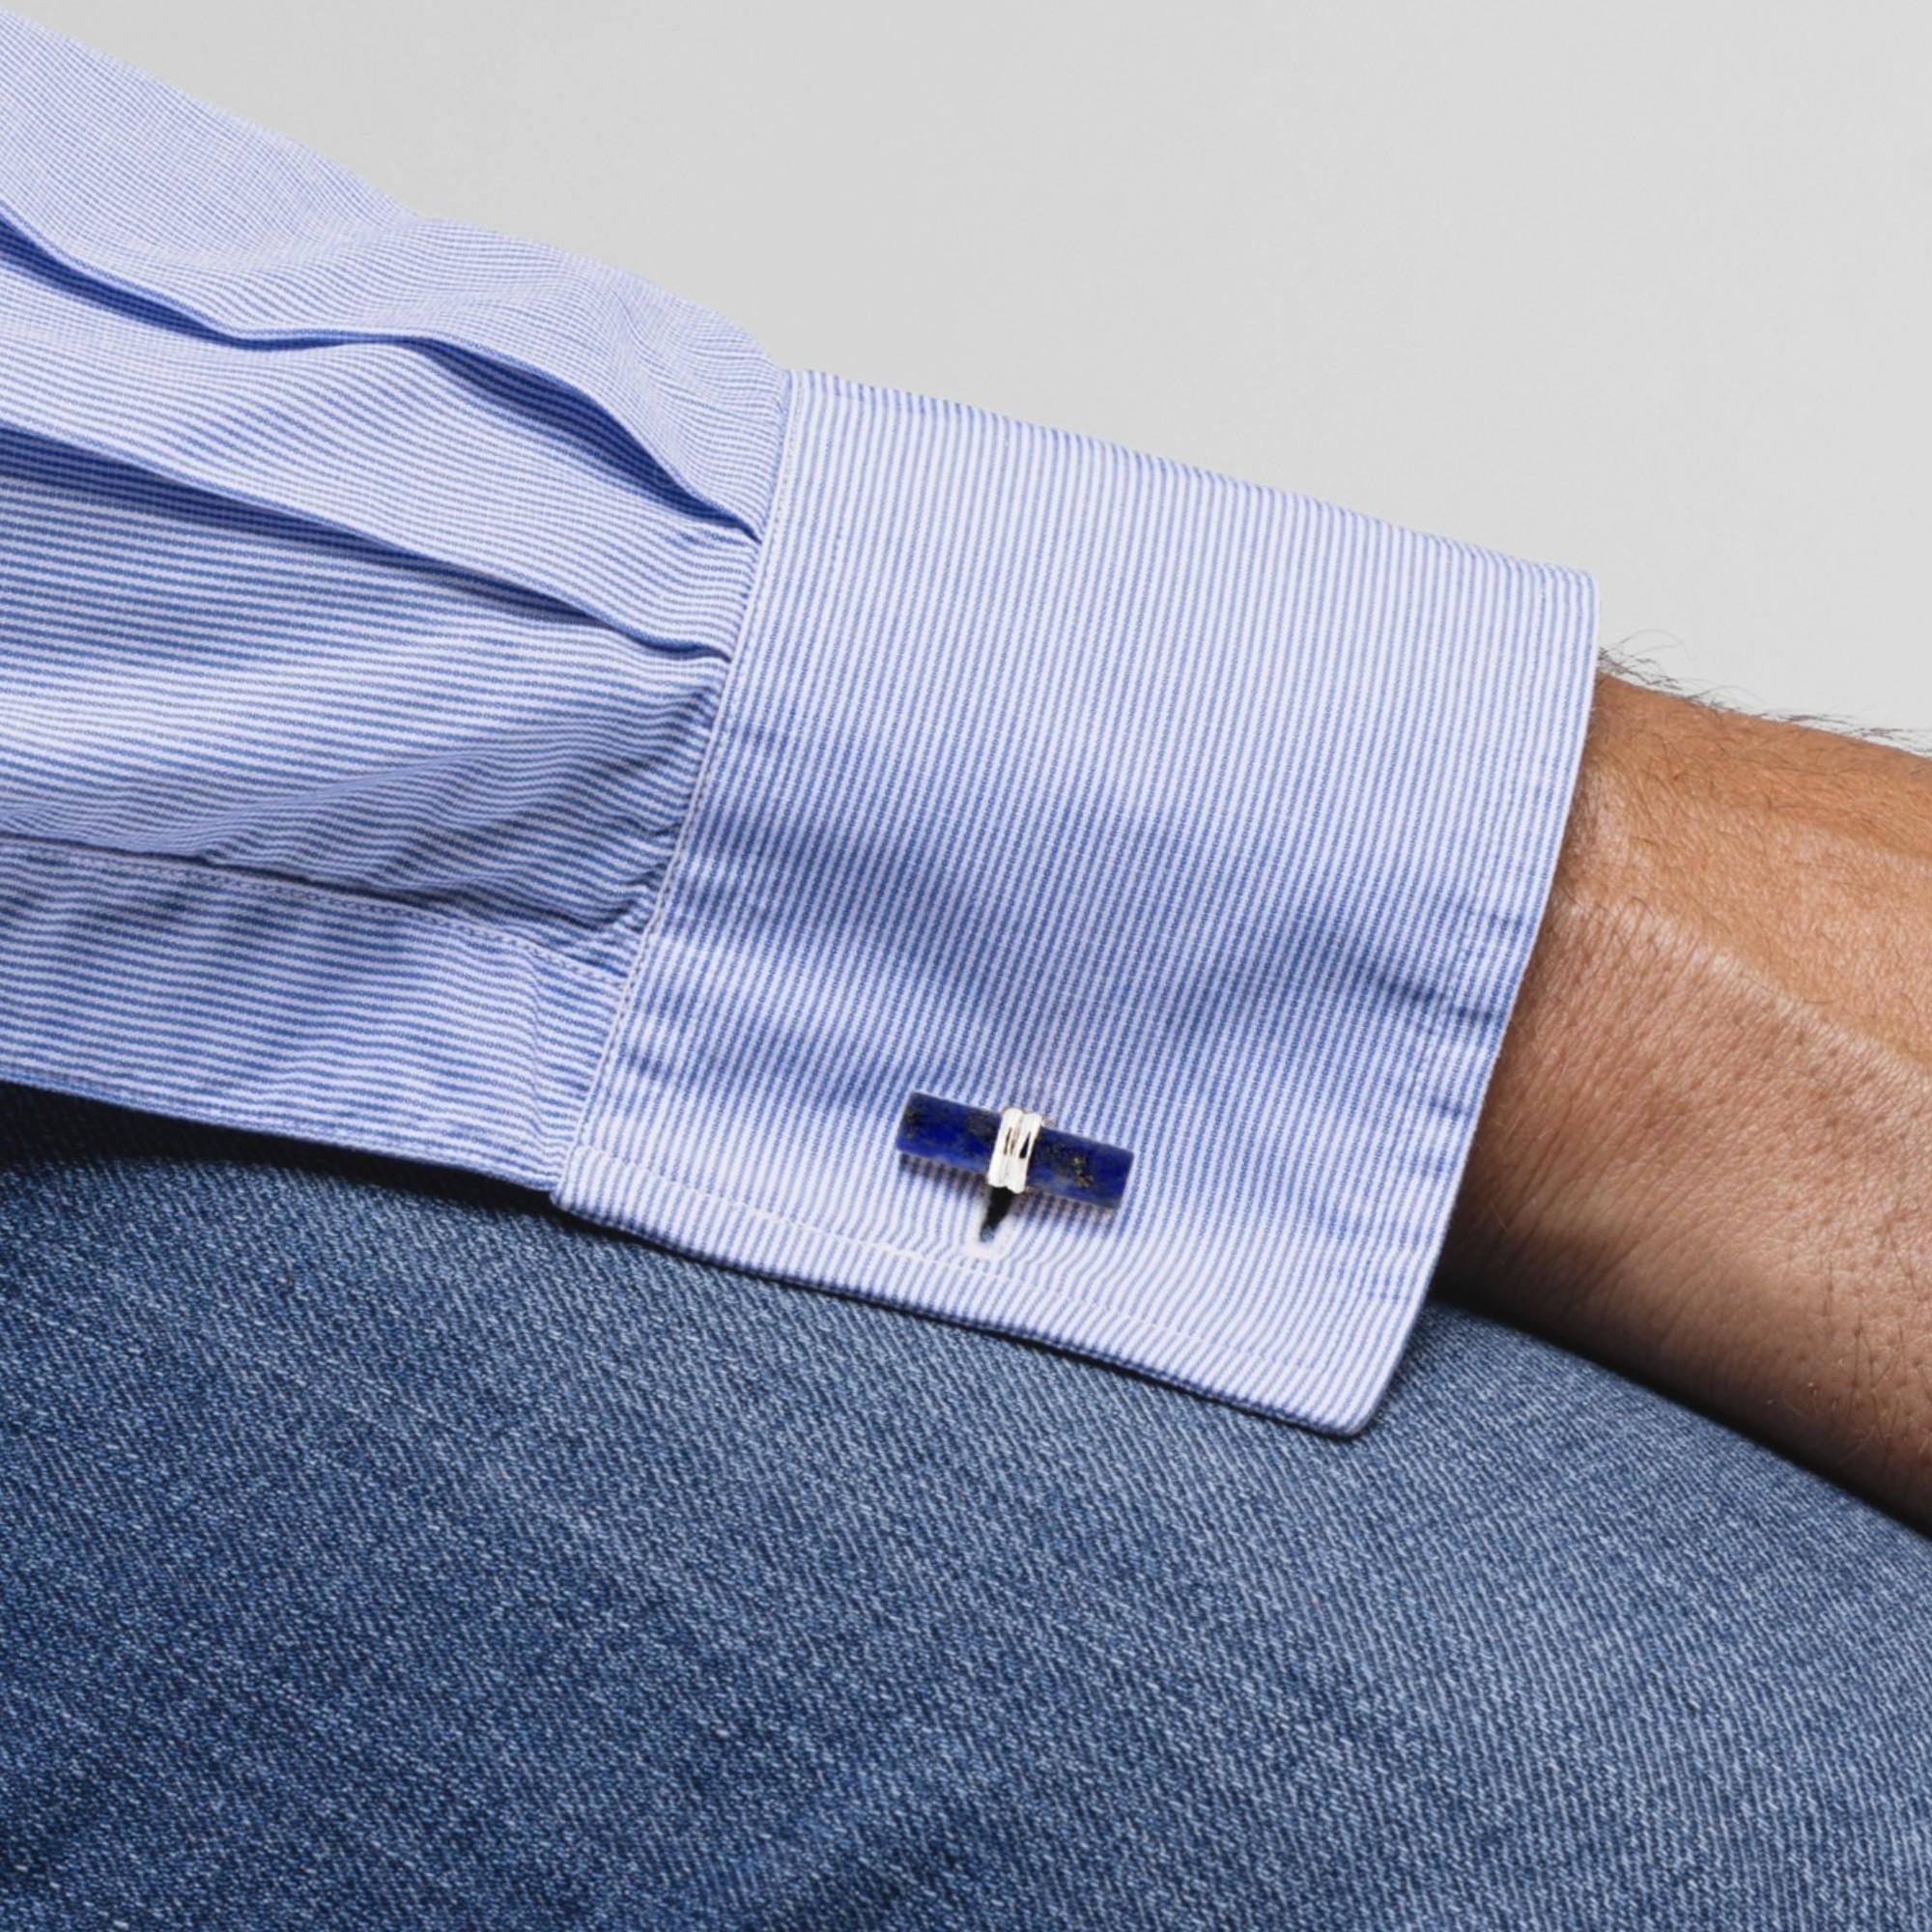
(0, 831, 622, 988)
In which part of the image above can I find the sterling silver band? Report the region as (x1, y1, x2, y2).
(987, 1106, 1046, 1194)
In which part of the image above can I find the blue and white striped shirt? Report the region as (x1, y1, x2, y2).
(0, 10, 1596, 1434)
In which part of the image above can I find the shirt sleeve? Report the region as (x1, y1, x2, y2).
(0, 12, 1597, 1434)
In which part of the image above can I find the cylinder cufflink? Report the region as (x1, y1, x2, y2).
(895, 1093, 1132, 1210)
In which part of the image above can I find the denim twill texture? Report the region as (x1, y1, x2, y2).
(3, 1084, 1930, 1929)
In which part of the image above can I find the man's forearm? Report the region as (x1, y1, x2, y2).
(1445, 674, 1932, 1527)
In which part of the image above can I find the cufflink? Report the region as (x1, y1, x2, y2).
(895, 1093, 1132, 1210)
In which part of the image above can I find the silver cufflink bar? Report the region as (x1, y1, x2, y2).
(895, 1092, 1132, 1209)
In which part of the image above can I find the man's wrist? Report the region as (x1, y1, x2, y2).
(1444, 674, 1932, 1526)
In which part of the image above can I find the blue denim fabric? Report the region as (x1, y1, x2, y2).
(2, 1084, 1929, 1929)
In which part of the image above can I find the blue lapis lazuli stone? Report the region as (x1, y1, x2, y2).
(1028, 1124, 1133, 1209)
(895, 1093, 1132, 1210)
(896, 1092, 1002, 1174)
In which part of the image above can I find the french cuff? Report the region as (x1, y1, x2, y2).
(561, 369, 1599, 1433)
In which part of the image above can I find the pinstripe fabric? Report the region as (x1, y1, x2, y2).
(562, 376, 1597, 1431)
(0, 11, 1598, 1432)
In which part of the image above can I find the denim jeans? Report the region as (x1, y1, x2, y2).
(2, 1083, 1929, 1929)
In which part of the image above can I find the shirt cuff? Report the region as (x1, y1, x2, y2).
(561, 369, 1598, 1434)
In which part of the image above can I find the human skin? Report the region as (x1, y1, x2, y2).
(1442, 673, 1932, 1531)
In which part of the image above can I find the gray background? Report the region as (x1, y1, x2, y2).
(21, 1, 1931, 728)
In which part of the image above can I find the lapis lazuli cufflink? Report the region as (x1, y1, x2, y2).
(895, 1093, 1132, 1210)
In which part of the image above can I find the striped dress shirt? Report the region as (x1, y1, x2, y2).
(0, 10, 1597, 1434)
